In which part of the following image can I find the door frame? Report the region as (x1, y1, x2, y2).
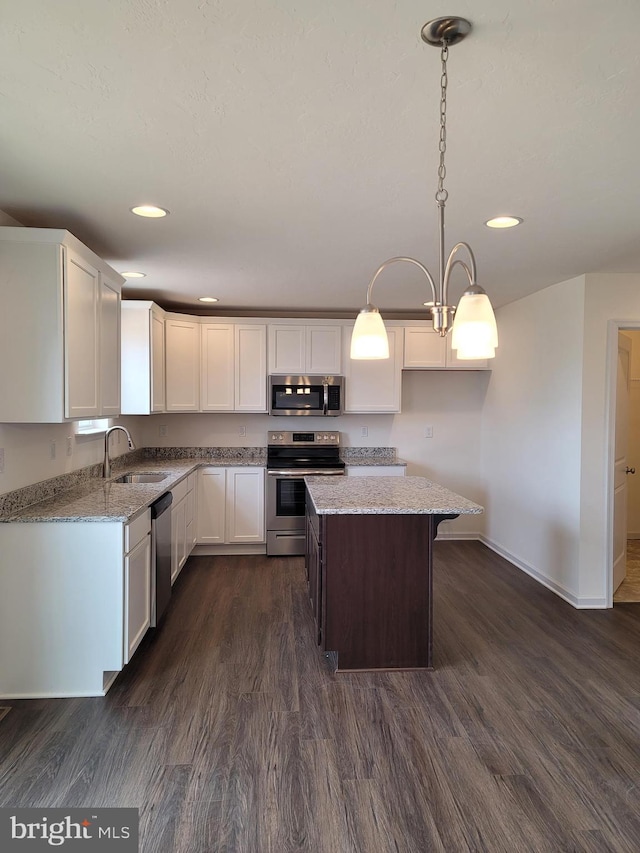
(605, 320, 640, 606)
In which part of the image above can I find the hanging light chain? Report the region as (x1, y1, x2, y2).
(436, 40, 449, 204)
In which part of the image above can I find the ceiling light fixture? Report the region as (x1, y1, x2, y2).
(198, 297, 219, 303)
(486, 216, 522, 229)
(130, 205, 170, 218)
(351, 17, 498, 361)
(120, 271, 146, 279)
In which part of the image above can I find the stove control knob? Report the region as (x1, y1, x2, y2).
(329, 434, 336, 440)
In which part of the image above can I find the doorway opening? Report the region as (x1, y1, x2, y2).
(610, 326, 640, 604)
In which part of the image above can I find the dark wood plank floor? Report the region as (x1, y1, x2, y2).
(1, 542, 640, 852)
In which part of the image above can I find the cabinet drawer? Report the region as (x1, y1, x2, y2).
(125, 508, 151, 553)
(171, 476, 189, 504)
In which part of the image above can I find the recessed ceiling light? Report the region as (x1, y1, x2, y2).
(120, 271, 146, 279)
(130, 205, 170, 218)
(198, 297, 219, 303)
(485, 216, 523, 229)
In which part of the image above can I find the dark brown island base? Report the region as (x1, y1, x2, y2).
(304, 476, 483, 671)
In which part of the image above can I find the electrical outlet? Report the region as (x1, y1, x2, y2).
(50, 440, 56, 460)
(361, 426, 368, 438)
(239, 425, 246, 437)
(0, 448, 4, 474)
(425, 426, 434, 438)
(66, 436, 73, 456)
(159, 424, 168, 437)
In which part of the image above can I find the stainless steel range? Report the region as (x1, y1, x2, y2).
(266, 430, 345, 556)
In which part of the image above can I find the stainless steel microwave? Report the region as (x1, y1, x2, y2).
(269, 375, 343, 416)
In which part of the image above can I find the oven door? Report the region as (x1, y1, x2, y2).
(266, 469, 343, 556)
(266, 472, 308, 532)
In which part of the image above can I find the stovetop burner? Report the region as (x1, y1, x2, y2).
(267, 430, 344, 472)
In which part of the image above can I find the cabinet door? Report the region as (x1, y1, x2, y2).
(165, 317, 200, 411)
(235, 325, 267, 412)
(306, 325, 342, 374)
(403, 326, 446, 369)
(186, 472, 197, 554)
(171, 495, 187, 583)
(445, 335, 489, 370)
(201, 324, 235, 411)
(124, 533, 151, 663)
(196, 467, 227, 544)
(64, 248, 100, 418)
(343, 326, 403, 413)
(226, 468, 265, 543)
(150, 305, 166, 411)
(268, 325, 305, 374)
(306, 511, 322, 644)
(99, 276, 121, 416)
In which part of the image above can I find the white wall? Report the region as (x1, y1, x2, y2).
(0, 418, 142, 494)
(578, 274, 640, 604)
(480, 276, 586, 604)
(135, 369, 489, 536)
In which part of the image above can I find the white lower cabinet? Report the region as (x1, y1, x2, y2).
(197, 467, 265, 546)
(0, 509, 152, 698)
(171, 474, 197, 584)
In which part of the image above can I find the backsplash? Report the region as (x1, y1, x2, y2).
(143, 446, 266, 461)
(340, 447, 396, 461)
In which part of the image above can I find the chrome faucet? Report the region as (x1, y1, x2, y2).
(103, 426, 136, 478)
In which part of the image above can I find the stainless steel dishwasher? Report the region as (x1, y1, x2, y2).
(150, 491, 173, 627)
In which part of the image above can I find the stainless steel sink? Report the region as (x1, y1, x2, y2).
(113, 472, 169, 484)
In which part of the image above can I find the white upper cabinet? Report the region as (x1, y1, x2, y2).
(201, 322, 267, 413)
(403, 325, 447, 369)
(403, 323, 490, 370)
(268, 323, 342, 375)
(165, 314, 200, 411)
(201, 324, 235, 411)
(121, 301, 166, 414)
(100, 275, 121, 418)
(343, 324, 404, 413)
(0, 227, 123, 423)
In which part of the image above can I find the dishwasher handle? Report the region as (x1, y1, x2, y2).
(150, 491, 173, 518)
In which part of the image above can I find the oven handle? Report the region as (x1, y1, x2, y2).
(267, 469, 345, 477)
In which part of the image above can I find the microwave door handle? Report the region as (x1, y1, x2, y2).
(323, 381, 328, 415)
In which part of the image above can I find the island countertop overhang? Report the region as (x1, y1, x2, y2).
(304, 475, 483, 516)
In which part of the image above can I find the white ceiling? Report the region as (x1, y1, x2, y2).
(2, 0, 640, 315)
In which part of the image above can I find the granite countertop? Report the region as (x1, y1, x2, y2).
(305, 475, 483, 516)
(2, 457, 265, 523)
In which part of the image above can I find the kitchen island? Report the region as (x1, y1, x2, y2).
(305, 476, 483, 671)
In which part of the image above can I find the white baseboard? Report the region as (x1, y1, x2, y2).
(192, 543, 267, 557)
(434, 531, 480, 541)
(479, 536, 608, 610)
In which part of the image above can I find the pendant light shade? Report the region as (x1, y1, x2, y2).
(451, 285, 499, 359)
(350, 307, 390, 359)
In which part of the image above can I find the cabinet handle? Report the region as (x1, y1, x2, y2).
(626, 467, 636, 474)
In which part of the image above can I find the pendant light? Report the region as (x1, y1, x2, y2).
(351, 17, 498, 360)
